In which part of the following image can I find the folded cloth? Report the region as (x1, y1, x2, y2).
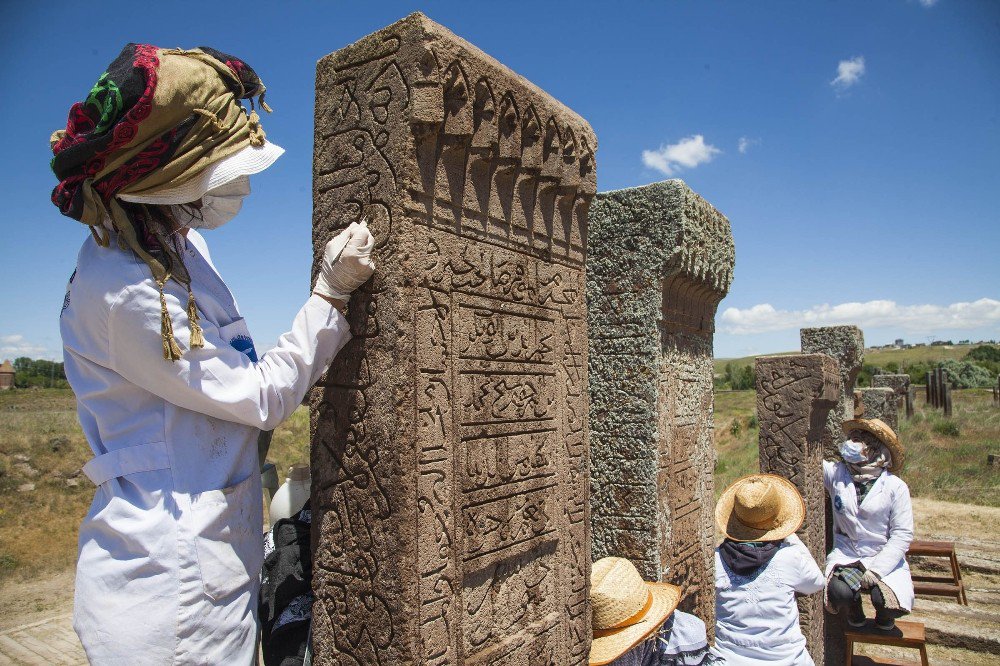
(261, 502, 313, 666)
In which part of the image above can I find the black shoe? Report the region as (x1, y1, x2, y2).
(847, 607, 866, 628)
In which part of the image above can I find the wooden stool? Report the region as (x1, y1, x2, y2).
(844, 619, 929, 666)
(907, 539, 968, 605)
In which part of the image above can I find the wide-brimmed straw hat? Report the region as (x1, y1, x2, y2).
(841, 417, 904, 472)
(715, 474, 805, 543)
(590, 557, 681, 665)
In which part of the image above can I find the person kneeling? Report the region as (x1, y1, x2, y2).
(590, 557, 712, 666)
(712, 474, 825, 665)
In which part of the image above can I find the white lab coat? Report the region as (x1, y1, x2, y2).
(61, 230, 351, 664)
(711, 534, 825, 665)
(823, 461, 914, 611)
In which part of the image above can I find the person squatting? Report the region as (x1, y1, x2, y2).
(52, 44, 913, 666)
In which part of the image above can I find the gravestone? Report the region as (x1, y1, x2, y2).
(800, 327, 864, 458)
(872, 374, 910, 424)
(857, 387, 898, 431)
(310, 14, 595, 665)
(756, 354, 840, 665)
(588, 180, 734, 626)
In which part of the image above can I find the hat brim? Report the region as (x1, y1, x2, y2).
(589, 582, 681, 666)
(715, 474, 805, 542)
(842, 418, 904, 473)
(119, 141, 284, 205)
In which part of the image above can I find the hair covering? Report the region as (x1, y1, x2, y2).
(50, 44, 273, 360)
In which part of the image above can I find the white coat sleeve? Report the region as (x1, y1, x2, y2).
(869, 480, 914, 578)
(786, 535, 825, 595)
(823, 459, 837, 494)
(107, 280, 352, 431)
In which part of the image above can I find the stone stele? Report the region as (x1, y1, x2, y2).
(800, 326, 864, 459)
(857, 387, 899, 431)
(310, 13, 595, 665)
(756, 353, 840, 666)
(872, 373, 911, 421)
(588, 180, 734, 626)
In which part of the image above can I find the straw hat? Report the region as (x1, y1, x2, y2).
(842, 417, 904, 472)
(589, 557, 681, 665)
(715, 474, 805, 542)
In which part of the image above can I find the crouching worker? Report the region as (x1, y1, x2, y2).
(590, 557, 712, 666)
(824, 418, 913, 630)
(712, 474, 825, 665)
(53, 44, 374, 663)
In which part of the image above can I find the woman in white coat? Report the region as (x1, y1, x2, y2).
(712, 474, 825, 665)
(824, 418, 914, 630)
(51, 45, 373, 664)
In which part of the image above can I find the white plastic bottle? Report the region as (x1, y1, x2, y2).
(269, 463, 310, 523)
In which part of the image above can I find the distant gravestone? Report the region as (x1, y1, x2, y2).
(310, 13, 595, 665)
(588, 180, 734, 626)
(872, 374, 911, 422)
(756, 353, 840, 665)
(858, 387, 899, 431)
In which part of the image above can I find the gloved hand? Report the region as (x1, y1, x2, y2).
(860, 569, 881, 590)
(313, 220, 375, 301)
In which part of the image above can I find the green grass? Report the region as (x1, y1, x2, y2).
(713, 388, 1000, 506)
(0, 388, 310, 583)
(715, 343, 997, 378)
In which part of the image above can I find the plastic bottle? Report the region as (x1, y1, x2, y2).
(269, 463, 310, 523)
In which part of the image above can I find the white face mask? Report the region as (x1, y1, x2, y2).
(172, 176, 250, 230)
(839, 439, 869, 464)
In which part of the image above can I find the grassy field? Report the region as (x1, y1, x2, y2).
(713, 388, 1000, 506)
(0, 389, 310, 583)
(715, 342, 994, 377)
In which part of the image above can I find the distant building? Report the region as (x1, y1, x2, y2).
(0, 360, 14, 391)
(894, 338, 904, 348)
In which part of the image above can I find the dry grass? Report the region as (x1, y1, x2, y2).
(0, 389, 311, 583)
(712, 388, 1000, 506)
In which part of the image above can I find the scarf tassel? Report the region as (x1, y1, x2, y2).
(248, 110, 266, 147)
(187, 289, 205, 349)
(157, 278, 183, 362)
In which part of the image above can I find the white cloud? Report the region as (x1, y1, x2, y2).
(917, 0, 938, 7)
(737, 137, 761, 154)
(831, 56, 866, 90)
(642, 135, 721, 176)
(719, 298, 1000, 335)
(0, 334, 54, 360)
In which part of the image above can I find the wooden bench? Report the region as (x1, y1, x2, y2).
(845, 619, 929, 666)
(907, 539, 968, 605)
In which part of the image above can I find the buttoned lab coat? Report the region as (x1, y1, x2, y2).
(712, 534, 825, 665)
(61, 230, 351, 664)
(823, 461, 915, 611)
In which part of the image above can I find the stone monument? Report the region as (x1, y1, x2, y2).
(588, 180, 734, 625)
(310, 14, 595, 665)
(857, 387, 899, 431)
(755, 354, 840, 665)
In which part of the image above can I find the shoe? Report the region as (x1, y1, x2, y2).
(848, 616, 867, 628)
(847, 605, 867, 627)
(875, 618, 895, 631)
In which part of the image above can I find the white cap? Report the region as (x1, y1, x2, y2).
(118, 140, 284, 205)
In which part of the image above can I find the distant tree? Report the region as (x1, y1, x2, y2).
(12, 356, 68, 389)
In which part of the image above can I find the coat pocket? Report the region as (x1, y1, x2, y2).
(191, 472, 263, 602)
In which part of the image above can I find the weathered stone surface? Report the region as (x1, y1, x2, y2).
(800, 327, 864, 459)
(858, 387, 898, 431)
(873, 373, 912, 420)
(588, 180, 734, 626)
(310, 13, 595, 665)
(756, 354, 840, 665)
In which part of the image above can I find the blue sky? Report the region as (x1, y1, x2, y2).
(1, 0, 998, 361)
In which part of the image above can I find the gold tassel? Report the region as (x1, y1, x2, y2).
(157, 277, 183, 361)
(187, 287, 205, 349)
(248, 110, 266, 147)
(193, 108, 228, 133)
(258, 92, 272, 114)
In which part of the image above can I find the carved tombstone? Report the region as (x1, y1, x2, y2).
(588, 180, 735, 625)
(872, 373, 911, 420)
(858, 387, 899, 431)
(310, 14, 595, 665)
(756, 354, 840, 665)
(800, 327, 864, 458)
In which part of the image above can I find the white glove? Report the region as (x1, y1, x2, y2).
(314, 220, 375, 301)
(860, 569, 881, 590)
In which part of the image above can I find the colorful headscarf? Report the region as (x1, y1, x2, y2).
(50, 44, 272, 360)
